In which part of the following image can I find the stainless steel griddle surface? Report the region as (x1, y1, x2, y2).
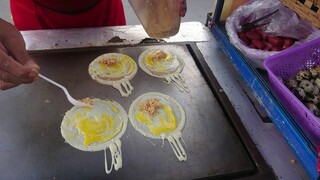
(0, 44, 255, 179)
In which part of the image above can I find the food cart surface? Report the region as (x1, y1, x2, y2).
(0, 22, 309, 179)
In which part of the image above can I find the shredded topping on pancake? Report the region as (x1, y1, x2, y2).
(99, 57, 118, 67)
(151, 50, 167, 61)
(80, 98, 93, 105)
(139, 98, 160, 116)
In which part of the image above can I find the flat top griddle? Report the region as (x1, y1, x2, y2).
(0, 44, 273, 179)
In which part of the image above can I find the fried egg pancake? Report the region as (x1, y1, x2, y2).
(89, 53, 138, 97)
(138, 49, 184, 77)
(129, 92, 185, 139)
(61, 98, 128, 152)
(138, 49, 189, 92)
(129, 92, 187, 161)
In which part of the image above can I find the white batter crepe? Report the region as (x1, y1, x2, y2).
(138, 49, 189, 92)
(61, 98, 128, 173)
(89, 53, 138, 97)
(129, 92, 187, 161)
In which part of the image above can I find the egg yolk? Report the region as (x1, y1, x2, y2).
(136, 104, 177, 135)
(76, 113, 118, 147)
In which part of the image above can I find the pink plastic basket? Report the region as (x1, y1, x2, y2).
(264, 37, 320, 145)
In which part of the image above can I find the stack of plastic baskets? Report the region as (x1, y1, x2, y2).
(264, 37, 320, 146)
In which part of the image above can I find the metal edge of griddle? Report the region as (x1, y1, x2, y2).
(186, 43, 276, 180)
(210, 22, 318, 179)
(27, 46, 119, 55)
(26, 40, 167, 55)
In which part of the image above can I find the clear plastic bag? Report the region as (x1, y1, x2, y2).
(225, 0, 320, 69)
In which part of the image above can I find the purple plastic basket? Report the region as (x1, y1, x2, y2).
(264, 37, 320, 145)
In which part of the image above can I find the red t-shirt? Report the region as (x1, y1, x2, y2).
(10, 0, 126, 30)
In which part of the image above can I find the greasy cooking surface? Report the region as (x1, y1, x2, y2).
(0, 44, 255, 179)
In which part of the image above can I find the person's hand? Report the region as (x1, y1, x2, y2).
(179, 0, 187, 17)
(0, 19, 40, 90)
